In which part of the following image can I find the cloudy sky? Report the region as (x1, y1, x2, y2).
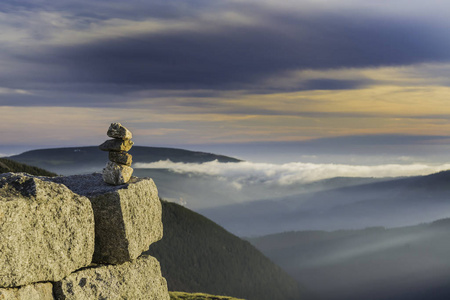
(2, 0, 450, 161)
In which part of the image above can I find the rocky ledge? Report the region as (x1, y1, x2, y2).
(0, 172, 169, 300)
(49, 173, 163, 264)
(0, 173, 95, 288)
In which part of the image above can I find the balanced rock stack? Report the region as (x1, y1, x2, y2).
(99, 122, 134, 185)
(0, 171, 169, 298)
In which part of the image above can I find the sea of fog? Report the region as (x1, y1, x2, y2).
(133, 157, 450, 236)
(135, 159, 450, 188)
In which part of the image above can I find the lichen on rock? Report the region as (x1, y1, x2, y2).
(49, 173, 163, 265)
(0, 173, 95, 288)
(99, 139, 134, 152)
(109, 151, 132, 166)
(53, 255, 169, 300)
(100, 123, 134, 185)
(102, 161, 133, 185)
(0, 282, 54, 300)
(107, 122, 133, 140)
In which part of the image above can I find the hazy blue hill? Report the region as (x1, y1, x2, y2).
(200, 171, 450, 236)
(8, 146, 240, 175)
(248, 219, 450, 300)
(0, 157, 57, 176)
(130, 146, 241, 163)
(146, 200, 316, 300)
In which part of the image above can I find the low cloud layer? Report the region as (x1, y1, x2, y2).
(135, 160, 450, 188)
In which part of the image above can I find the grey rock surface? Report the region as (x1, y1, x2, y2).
(107, 122, 132, 140)
(53, 255, 169, 300)
(99, 139, 133, 152)
(0, 173, 95, 288)
(109, 151, 132, 166)
(50, 173, 163, 264)
(102, 161, 133, 185)
(0, 282, 53, 300)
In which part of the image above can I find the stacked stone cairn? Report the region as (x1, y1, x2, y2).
(0, 139, 169, 298)
(99, 123, 134, 185)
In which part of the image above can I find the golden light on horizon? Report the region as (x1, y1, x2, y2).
(3, 76, 450, 146)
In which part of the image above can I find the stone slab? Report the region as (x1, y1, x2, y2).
(107, 123, 132, 140)
(0, 173, 95, 288)
(0, 282, 53, 300)
(99, 139, 133, 152)
(53, 255, 169, 300)
(109, 151, 132, 166)
(102, 161, 133, 185)
(49, 173, 163, 264)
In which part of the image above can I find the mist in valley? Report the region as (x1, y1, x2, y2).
(134, 157, 450, 299)
(134, 160, 450, 236)
(249, 220, 450, 300)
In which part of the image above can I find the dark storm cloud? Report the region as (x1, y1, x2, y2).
(2, 0, 450, 107)
(29, 14, 449, 90)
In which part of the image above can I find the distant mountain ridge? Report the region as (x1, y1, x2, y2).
(200, 170, 450, 236)
(8, 146, 240, 175)
(248, 218, 450, 300)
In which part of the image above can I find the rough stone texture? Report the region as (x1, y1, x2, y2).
(49, 173, 163, 264)
(107, 122, 132, 140)
(99, 139, 134, 152)
(53, 255, 169, 300)
(0, 282, 53, 300)
(0, 173, 95, 288)
(109, 151, 132, 166)
(102, 161, 133, 185)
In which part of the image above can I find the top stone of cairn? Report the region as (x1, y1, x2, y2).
(107, 123, 132, 140)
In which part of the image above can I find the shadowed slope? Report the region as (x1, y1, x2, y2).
(249, 219, 450, 300)
(0, 158, 57, 177)
(146, 200, 315, 300)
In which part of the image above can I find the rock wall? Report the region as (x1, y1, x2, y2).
(49, 174, 163, 264)
(0, 172, 169, 300)
(0, 283, 53, 300)
(53, 256, 168, 300)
